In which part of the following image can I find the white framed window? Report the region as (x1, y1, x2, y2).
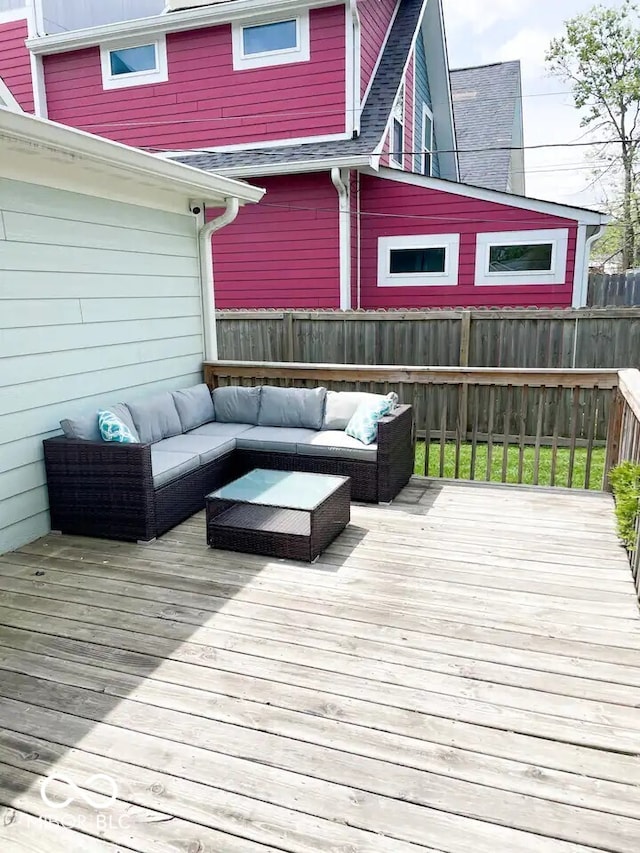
(475, 229, 570, 286)
(421, 105, 434, 176)
(232, 12, 310, 71)
(100, 37, 168, 90)
(378, 234, 460, 287)
(390, 84, 404, 168)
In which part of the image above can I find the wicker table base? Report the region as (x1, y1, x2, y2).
(205, 470, 351, 562)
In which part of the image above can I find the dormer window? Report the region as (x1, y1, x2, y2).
(100, 37, 168, 90)
(232, 12, 310, 71)
(422, 105, 434, 176)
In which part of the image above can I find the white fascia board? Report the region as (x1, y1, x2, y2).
(0, 109, 264, 205)
(367, 166, 610, 225)
(26, 0, 342, 55)
(0, 77, 23, 112)
(163, 154, 372, 178)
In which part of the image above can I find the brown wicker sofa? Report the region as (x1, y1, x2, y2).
(43, 383, 414, 543)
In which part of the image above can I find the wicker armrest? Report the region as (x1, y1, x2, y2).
(376, 405, 415, 502)
(43, 436, 156, 541)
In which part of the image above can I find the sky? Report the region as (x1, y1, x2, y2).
(441, 0, 627, 210)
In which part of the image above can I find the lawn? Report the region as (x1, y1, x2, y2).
(414, 442, 605, 490)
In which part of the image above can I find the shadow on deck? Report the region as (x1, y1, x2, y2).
(0, 479, 639, 852)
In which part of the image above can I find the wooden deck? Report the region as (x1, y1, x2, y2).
(0, 480, 639, 852)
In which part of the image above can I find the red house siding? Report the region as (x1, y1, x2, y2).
(210, 173, 340, 309)
(358, 0, 398, 99)
(358, 175, 578, 309)
(0, 18, 35, 113)
(44, 6, 347, 150)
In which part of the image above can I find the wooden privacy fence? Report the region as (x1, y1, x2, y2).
(204, 361, 621, 490)
(216, 308, 640, 371)
(588, 271, 640, 307)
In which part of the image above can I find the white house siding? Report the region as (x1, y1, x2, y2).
(0, 176, 204, 553)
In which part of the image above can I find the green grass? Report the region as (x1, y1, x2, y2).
(414, 442, 605, 490)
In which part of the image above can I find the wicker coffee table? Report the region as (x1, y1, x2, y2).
(205, 469, 351, 562)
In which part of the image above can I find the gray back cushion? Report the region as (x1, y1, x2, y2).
(108, 403, 140, 442)
(212, 385, 261, 424)
(171, 384, 215, 432)
(323, 391, 393, 431)
(60, 402, 138, 442)
(127, 392, 182, 444)
(258, 385, 327, 430)
(60, 412, 100, 441)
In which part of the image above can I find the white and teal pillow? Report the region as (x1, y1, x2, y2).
(345, 393, 397, 445)
(98, 410, 139, 444)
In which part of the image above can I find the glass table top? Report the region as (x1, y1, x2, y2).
(207, 469, 349, 511)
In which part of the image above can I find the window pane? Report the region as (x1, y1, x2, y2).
(390, 247, 446, 274)
(243, 20, 297, 55)
(423, 152, 432, 176)
(392, 119, 403, 163)
(423, 114, 433, 148)
(489, 243, 553, 272)
(110, 44, 157, 75)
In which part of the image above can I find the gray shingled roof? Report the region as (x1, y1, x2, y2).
(171, 0, 424, 172)
(449, 60, 521, 192)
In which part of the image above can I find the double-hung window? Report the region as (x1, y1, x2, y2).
(232, 12, 310, 70)
(100, 37, 168, 90)
(378, 234, 460, 287)
(422, 105, 434, 176)
(390, 85, 404, 168)
(475, 229, 570, 285)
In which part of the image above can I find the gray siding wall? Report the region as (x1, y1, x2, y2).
(0, 178, 204, 553)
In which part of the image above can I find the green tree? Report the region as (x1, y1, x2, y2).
(546, 1, 640, 268)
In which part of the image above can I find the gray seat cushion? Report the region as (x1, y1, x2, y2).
(236, 426, 317, 453)
(323, 391, 392, 431)
(151, 450, 200, 488)
(171, 384, 215, 432)
(213, 386, 261, 424)
(153, 434, 235, 465)
(128, 392, 183, 444)
(258, 385, 327, 430)
(297, 430, 377, 461)
(189, 422, 254, 439)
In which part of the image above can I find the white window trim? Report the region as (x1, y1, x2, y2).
(378, 234, 460, 287)
(475, 228, 569, 286)
(390, 84, 404, 169)
(422, 104, 433, 177)
(232, 11, 310, 71)
(100, 36, 168, 91)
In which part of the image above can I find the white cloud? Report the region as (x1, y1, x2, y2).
(490, 28, 552, 77)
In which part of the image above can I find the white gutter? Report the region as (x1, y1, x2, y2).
(331, 167, 352, 311)
(199, 197, 240, 361)
(26, 0, 339, 54)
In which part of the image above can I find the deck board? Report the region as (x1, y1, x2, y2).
(0, 480, 638, 852)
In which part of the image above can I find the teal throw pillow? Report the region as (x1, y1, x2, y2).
(345, 394, 396, 445)
(98, 410, 139, 444)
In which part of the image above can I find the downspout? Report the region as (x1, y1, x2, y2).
(331, 167, 352, 310)
(198, 197, 239, 361)
(349, 0, 361, 136)
(573, 223, 606, 308)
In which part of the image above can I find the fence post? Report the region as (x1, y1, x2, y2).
(284, 312, 295, 362)
(604, 388, 624, 491)
(458, 311, 472, 438)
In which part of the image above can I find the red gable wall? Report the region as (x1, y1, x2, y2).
(44, 6, 347, 150)
(0, 18, 34, 112)
(358, 0, 398, 99)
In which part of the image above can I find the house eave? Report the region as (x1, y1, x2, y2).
(164, 152, 373, 178)
(0, 108, 265, 207)
(26, 0, 342, 55)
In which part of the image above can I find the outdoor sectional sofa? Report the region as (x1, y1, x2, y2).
(43, 383, 414, 543)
